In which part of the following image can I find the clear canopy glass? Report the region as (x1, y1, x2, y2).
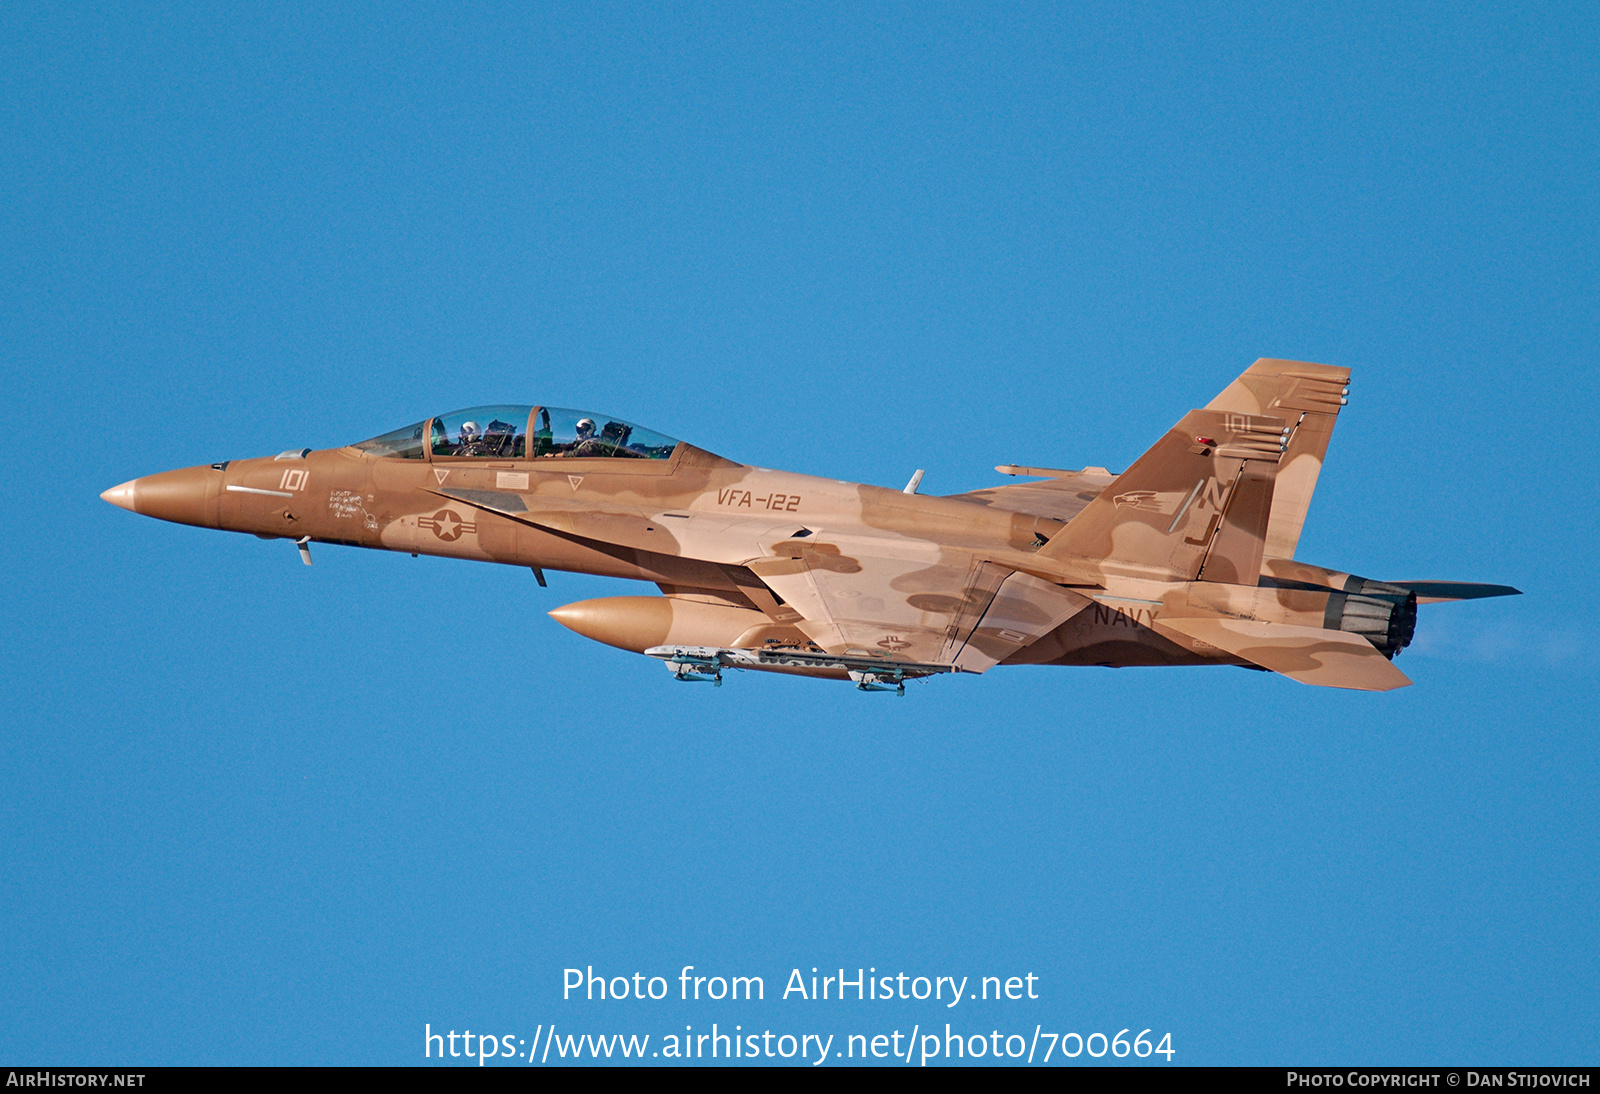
(429, 406, 532, 459)
(352, 406, 679, 461)
(531, 407, 679, 460)
(351, 420, 428, 459)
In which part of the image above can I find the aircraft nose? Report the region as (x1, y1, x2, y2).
(100, 466, 220, 528)
(100, 481, 137, 511)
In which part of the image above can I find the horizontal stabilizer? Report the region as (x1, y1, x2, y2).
(1152, 616, 1412, 691)
(1389, 581, 1523, 604)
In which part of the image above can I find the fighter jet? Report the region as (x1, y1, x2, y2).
(102, 360, 1517, 693)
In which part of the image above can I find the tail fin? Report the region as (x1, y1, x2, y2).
(1206, 359, 1350, 560)
(1037, 406, 1289, 583)
(1387, 581, 1522, 604)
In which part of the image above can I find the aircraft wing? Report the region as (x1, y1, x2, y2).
(945, 467, 1115, 523)
(748, 543, 1089, 671)
(942, 565, 1093, 672)
(436, 487, 1091, 671)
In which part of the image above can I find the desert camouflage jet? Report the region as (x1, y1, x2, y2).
(102, 360, 1517, 693)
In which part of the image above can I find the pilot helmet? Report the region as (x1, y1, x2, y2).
(460, 421, 480, 441)
(576, 418, 596, 436)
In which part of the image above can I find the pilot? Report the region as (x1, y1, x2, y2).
(571, 418, 601, 456)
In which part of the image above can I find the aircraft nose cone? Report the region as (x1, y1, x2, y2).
(102, 466, 219, 528)
(100, 481, 138, 512)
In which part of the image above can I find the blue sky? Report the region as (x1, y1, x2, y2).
(3, 1, 1595, 1065)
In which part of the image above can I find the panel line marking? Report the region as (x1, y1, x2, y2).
(226, 485, 294, 498)
(1165, 479, 1206, 534)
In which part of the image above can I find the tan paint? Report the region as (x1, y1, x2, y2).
(101, 361, 1518, 692)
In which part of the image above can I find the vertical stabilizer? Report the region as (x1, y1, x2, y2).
(1206, 359, 1350, 560)
(1038, 407, 1288, 582)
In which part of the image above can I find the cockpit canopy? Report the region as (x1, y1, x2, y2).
(351, 406, 681, 461)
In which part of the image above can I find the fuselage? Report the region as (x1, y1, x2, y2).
(106, 367, 1510, 692)
(100, 402, 1421, 682)
(103, 440, 1058, 586)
